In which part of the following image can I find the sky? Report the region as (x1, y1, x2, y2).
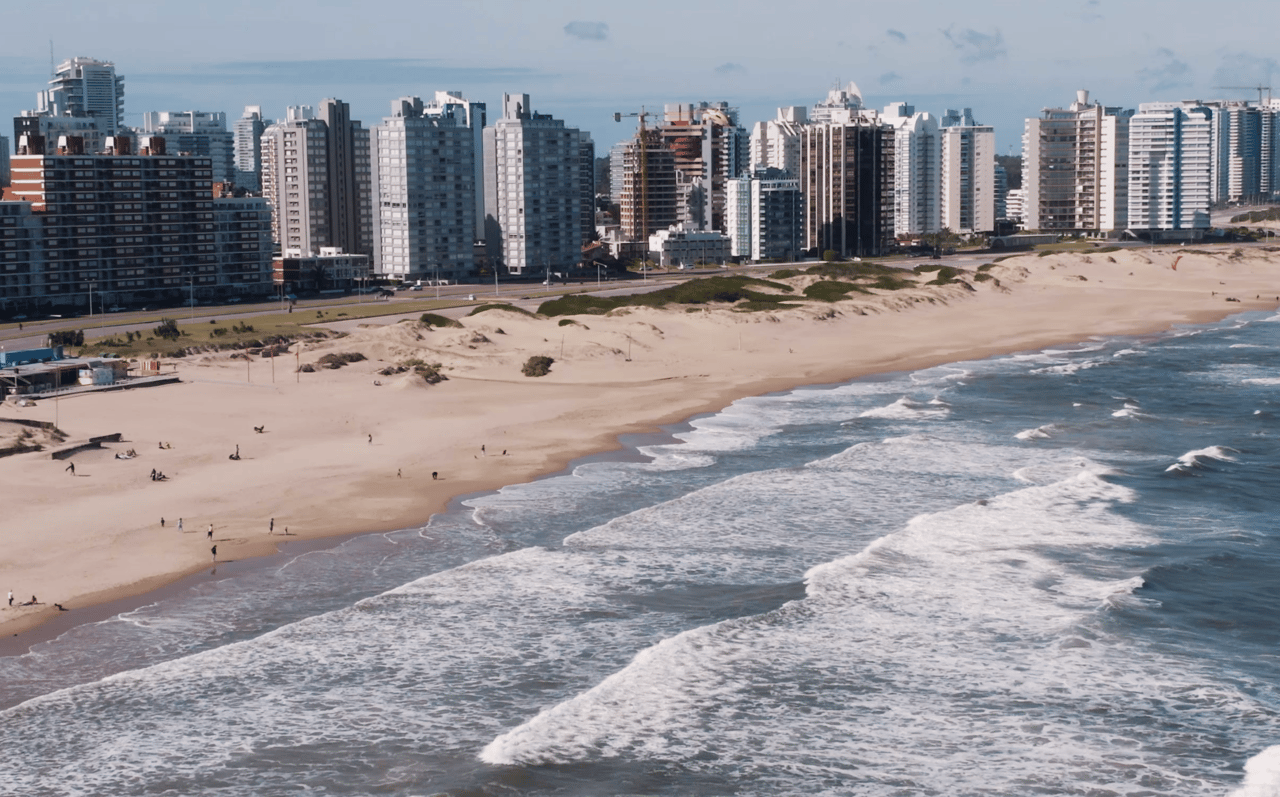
(2, 0, 1277, 158)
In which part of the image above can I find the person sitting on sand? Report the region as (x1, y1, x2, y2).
(22, 596, 37, 606)
(55, 603, 67, 612)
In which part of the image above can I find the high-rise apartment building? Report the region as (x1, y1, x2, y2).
(421, 91, 487, 241)
(726, 168, 804, 262)
(260, 100, 372, 257)
(141, 111, 235, 185)
(2, 134, 272, 310)
(940, 108, 996, 234)
(233, 106, 270, 192)
(617, 131, 679, 243)
(1128, 102, 1213, 232)
(882, 102, 941, 236)
(370, 96, 478, 282)
(1205, 101, 1280, 204)
(483, 93, 591, 275)
(749, 106, 807, 177)
(1023, 90, 1133, 233)
(811, 83, 865, 124)
(800, 117, 895, 257)
(649, 103, 746, 232)
(37, 58, 125, 135)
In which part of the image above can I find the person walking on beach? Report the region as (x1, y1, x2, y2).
(432, 471, 438, 480)
(161, 517, 165, 528)
(65, 461, 75, 475)
(269, 518, 274, 534)
(207, 524, 213, 540)
(211, 545, 217, 562)
(7, 590, 12, 607)
(481, 444, 486, 456)
(368, 434, 373, 445)
(177, 518, 183, 533)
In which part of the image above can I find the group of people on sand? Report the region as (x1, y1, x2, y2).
(150, 469, 168, 481)
(114, 448, 139, 460)
(6, 590, 67, 611)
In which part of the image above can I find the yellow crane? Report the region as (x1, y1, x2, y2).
(614, 108, 657, 250)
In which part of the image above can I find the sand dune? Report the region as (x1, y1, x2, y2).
(3, 246, 1277, 639)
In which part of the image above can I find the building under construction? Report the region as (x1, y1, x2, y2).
(618, 131, 678, 243)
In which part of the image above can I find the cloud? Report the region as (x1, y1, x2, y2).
(887, 29, 907, 43)
(1138, 49, 1192, 93)
(714, 62, 746, 76)
(940, 26, 1006, 64)
(1080, 0, 1103, 22)
(1212, 52, 1278, 92)
(563, 21, 608, 41)
(880, 71, 901, 84)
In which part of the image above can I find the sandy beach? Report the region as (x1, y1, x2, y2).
(3, 245, 1278, 642)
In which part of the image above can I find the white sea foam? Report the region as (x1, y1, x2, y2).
(1165, 445, 1240, 472)
(1245, 377, 1280, 386)
(1230, 747, 1280, 797)
(857, 396, 950, 420)
(1015, 425, 1054, 441)
(480, 466, 1269, 794)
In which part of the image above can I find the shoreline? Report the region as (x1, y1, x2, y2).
(4, 246, 1278, 648)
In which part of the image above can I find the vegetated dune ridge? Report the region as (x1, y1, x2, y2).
(2, 246, 1276, 639)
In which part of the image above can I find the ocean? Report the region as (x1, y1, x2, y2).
(3, 310, 1280, 796)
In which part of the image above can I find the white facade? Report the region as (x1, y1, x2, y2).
(261, 113, 330, 255)
(749, 106, 807, 176)
(939, 110, 995, 234)
(1005, 189, 1027, 224)
(1128, 102, 1212, 231)
(648, 225, 730, 267)
(811, 82, 864, 124)
(37, 58, 125, 135)
(260, 100, 371, 258)
(421, 91, 487, 240)
(1023, 90, 1132, 233)
(141, 111, 235, 184)
(725, 169, 803, 261)
(370, 96, 477, 281)
(883, 102, 941, 236)
(483, 93, 588, 275)
(233, 106, 270, 192)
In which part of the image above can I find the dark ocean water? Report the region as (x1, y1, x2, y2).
(3, 311, 1280, 796)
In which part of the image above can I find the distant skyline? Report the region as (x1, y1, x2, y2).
(2, 0, 1276, 156)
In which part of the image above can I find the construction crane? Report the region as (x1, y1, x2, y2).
(614, 108, 657, 265)
(1214, 85, 1273, 103)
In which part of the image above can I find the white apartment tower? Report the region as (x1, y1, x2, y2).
(370, 96, 478, 282)
(260, 100, 372, 257)
(1023, 90, 1132, 233)
(420, 91, 487, 241)
(483, 93, 589, 275)
(882, 102, 941, 236)
(234, 106, 271, 192)
(1128, 102, 1213, 232)
(749, 106, 808, 177)
(38, 58, 125, 135)
(141, 110, 235, 185)
(940, 108, 996, 234)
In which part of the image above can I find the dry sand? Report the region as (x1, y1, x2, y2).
(3, 245, 1278, 640)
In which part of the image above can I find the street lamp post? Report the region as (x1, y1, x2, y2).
(88, 280, 96, 321)
(188, 276, 195, 323)
(435, 264, 440, 300)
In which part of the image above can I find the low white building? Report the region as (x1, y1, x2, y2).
(648, 225, 730, 268)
